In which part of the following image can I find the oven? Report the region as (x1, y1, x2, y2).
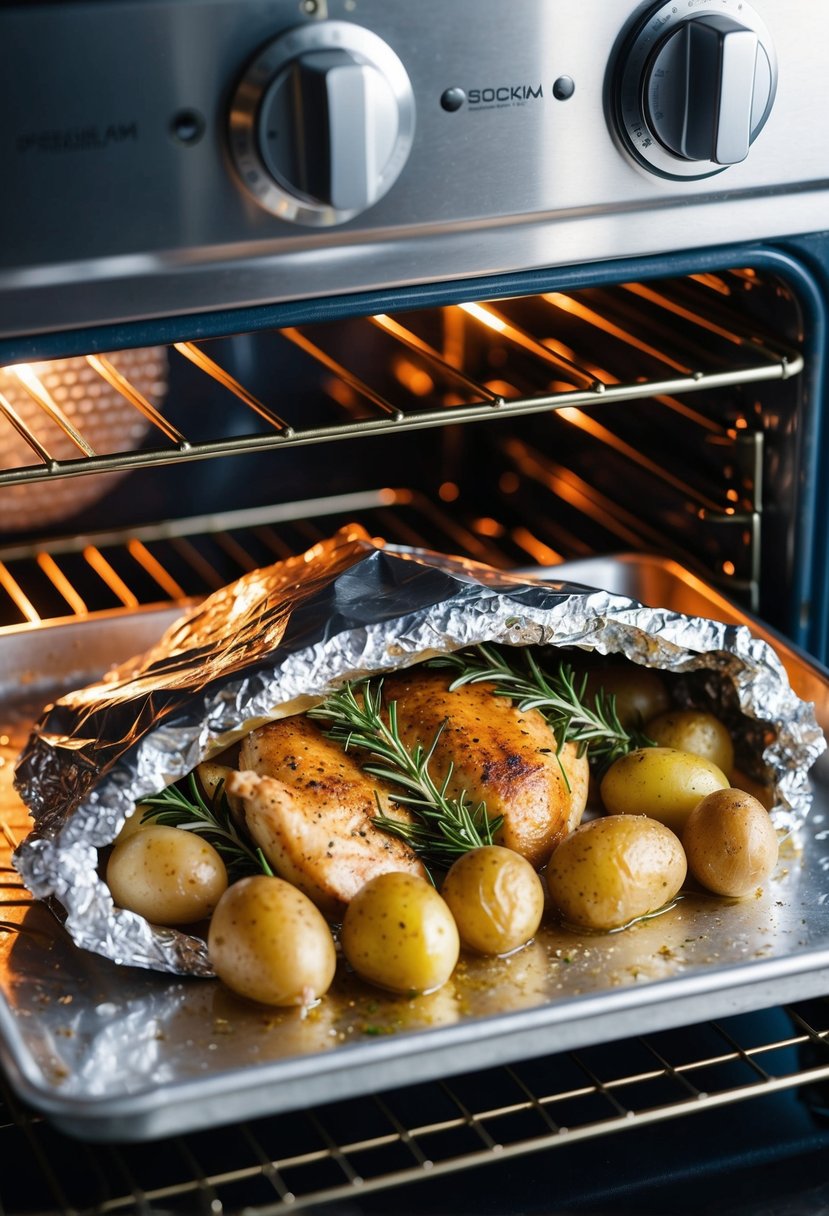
(2, 0, 829, 1212)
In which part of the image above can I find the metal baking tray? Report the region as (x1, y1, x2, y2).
(1, 555, 828, 1143)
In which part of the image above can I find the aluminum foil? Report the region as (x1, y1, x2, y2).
(11, 525, 827, 977)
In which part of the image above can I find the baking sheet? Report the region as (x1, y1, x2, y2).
(1, 561, 829, 1143)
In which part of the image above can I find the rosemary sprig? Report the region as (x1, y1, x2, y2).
(308, 679, 502, 871)
(429, 644, 650, 773)
(139, 772, 273, 881)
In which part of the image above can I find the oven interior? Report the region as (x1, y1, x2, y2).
(0, 262, 817, 650)
(2, 260, 829, 1214)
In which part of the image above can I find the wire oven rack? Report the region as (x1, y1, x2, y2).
(1, 1000, 829, 1215)
(0, 273, 801, 489)
(0, 267, 806, 619)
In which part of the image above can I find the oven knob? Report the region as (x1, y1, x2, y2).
(229, 23, 415, 226)
(614, 0, 777, 180)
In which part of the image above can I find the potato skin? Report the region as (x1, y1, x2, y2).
(645, 710, 734, 777)
(441, 846, 544, 955)
(546, 815, 687, 932)
(341, 872, 460, 994)
(585, 666, 670, 729)
(106, 824, 228, 925)
(682, 788, 779, 897)
(600, 747, 729, 833)
(208, 875, 336, 1006)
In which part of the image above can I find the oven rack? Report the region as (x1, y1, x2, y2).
(0, 479, 763, 629)
(0, 482, 753, 633)
(1, 1000, 828, 1215)
(0, 274, 802, 489)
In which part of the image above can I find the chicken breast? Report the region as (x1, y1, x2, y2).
(382, 669, 588, 868)
(225, 714, 426, 918)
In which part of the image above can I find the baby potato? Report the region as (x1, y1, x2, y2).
(645, 709, 734, 777)
(208, 875, 336, 1007)
(113, 804, 154, 842)
(106, 824, 228, 925)
(584, 665, 670, 729)
(546, 815, 687, 932)
(441, 846, 544, 955)
(682, 788, 779, 898)
(341, 872, 460, 995)
(600, 747, 729, 833)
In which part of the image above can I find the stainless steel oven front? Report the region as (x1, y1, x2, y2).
(2, 1, 829, 1213)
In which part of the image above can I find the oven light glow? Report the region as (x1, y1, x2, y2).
(457, 302, 508, 333)
(510, 526, 562, 567)
(4, 360, 96, 455)
(722, 561, 736, 576)
(391, 356, 434, 398)
(472, 516, 503, 537)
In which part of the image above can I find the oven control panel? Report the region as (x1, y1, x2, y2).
(0, 0, 826, 340)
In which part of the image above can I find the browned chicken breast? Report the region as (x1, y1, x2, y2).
(382, 669, 589, 868)
(225, 714, 426, 918)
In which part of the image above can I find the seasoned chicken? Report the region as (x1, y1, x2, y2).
(225, 714, 426, 918)
(382, 669, 589, 868)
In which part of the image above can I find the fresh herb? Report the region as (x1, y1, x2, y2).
(139, 772, 273, 881)
(429, 644, 650, 775)
(308, 678, 502, 872)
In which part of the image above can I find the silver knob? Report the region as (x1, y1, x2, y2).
(615, 1, 777, 180)
(230, 23, 415, 226)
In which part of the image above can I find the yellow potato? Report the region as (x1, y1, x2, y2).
(682, 788, 779, 898)
(584, 666, 670, 729)
(106, 824, 228, 925)
(113, 804, 154, 842)
(441, 846, 544, 955)
(645, 709, 734, 776)
(600, 747, 729, 833)
(341, 872, 460, 995)
(197, 760, 235, 801)
(546, 815, 687, 931)
(208, 875, 336, 1007)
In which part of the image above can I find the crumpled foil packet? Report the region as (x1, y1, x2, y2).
(12, 524, 827, 977)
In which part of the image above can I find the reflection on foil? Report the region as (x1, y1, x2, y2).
(10, 525, 826, 977)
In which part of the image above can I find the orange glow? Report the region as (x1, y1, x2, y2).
(722, 561, 736, 576)
(391, 356, 434, 398)
(439, 481, 460, 502)
(127, 540, 186, 600)
(0, 561, 39, 623)
(499, 471, 520, 494)
(544, 291, 690, 375)
(83, 547, 139, 608)
(624, 281, 744, 343)
(511, 527, 563, 566)
(36, 553, 88, 616)
(325, 376, 360, 410)
(1, 361, 95, 456)
(457, 302, 508, 333)
(472, 517, 504, 537)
